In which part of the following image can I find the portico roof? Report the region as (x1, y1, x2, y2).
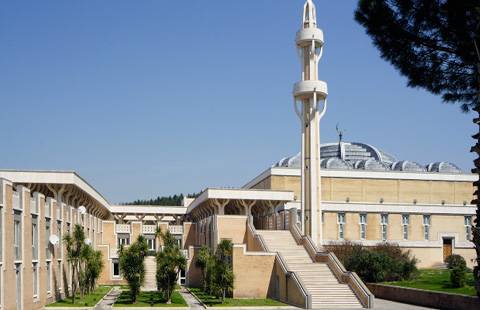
(186, 188, 294, 220)
(0, 169, 111, 218)
(110, 204, 186, 222)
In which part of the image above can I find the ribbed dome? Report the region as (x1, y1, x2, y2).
(273, 141, 463, 173)
(391, 160, 425, 172)
(320, 158, 352, 170)
(426, 162, 462, 173)
(353, 159, 389, 171)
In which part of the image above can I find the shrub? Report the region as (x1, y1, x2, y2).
(345, 250, 390, 282)
(450, 266, 467, 288)
(324, 241, 363, 265)
(328, 241, 418, 283)
(445, 254, 467, 270)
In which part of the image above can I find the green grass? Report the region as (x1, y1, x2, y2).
(46, 286, 111, 307)
(189, 288, 287, 307)
(384, 269, 476, 296)
(113, 290, 187, 307)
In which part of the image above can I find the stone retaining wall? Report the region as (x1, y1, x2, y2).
(367, 283, 480, 310)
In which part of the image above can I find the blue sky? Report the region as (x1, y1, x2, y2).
(0, 0, 475, 203)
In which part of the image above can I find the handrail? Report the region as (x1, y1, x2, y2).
(247, 221, 269, 252)
(247, 222, 310, 309)
(276, 252, 311, 309)
(289, 222, 374, 309)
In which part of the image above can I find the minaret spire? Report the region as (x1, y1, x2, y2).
(293, 0, 328, 245)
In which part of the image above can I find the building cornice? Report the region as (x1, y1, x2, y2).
(243, 167, 477, 189)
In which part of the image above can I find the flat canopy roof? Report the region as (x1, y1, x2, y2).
(0, 170, 111, 218)
(187, 188, 295, 214)
(110, 205, 187, 215)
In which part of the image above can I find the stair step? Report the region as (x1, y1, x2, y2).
(257, 230, 363, 308)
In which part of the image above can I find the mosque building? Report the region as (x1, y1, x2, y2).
(0, 0, 476, 309)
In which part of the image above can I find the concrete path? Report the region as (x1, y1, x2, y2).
(94, 287, 122, 310)
(179, 287, 205, 309)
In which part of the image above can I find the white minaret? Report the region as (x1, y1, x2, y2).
(293, 0, 327, 245)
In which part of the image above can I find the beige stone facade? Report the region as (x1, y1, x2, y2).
(248, 170, 477, 268)
(0, 164, 477, 309)
(0, 173, 108, 310)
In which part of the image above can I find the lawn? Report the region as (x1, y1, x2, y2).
(383, 269, 476, 296)
(46, 286, 111, 307)
(113, 290, 187, 307)
(189, 287, 287, 307)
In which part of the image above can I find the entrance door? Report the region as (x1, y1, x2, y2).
(147, 238, 156, 251)
(443, 238, 453, 261)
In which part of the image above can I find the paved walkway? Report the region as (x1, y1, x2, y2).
(94, 287, 122, 310)
(92, 287, 437, 310)
(179, 287, 205, 309)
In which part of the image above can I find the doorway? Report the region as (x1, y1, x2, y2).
(443, 238, 453, 262)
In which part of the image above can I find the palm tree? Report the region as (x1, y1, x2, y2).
(81, 245, 104, 294)
(195, 246, 210, 291)
(119, 235, 148, 303)
(156, 231, 187, 304)
(213, 240, 234, 302)
(63, 224, 86, 304)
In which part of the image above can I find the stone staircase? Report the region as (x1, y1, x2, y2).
(142, 256, 157, 291)
(257, 230, 363, 309)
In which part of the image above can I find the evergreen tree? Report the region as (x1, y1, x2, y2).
(355, 0, 480, 296)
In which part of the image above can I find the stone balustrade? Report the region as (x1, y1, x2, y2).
(169, 225, 183, 234)
(116, 224, 131, 233)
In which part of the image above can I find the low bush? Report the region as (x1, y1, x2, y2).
(445, 254, 467, 270)
(450, 266, 467, 288)
(327, 241, 418, 283)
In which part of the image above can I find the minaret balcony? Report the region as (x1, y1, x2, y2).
(296, 27, 324, 48)
(293, 80, 328, 100)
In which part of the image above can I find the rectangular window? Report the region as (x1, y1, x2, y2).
(13, 212, 22, 261)
(337, 213, 345, 240)
(0, 263, 2, 306)
(0, 205, 3, 262)
(58, 261, 62, 291)
(46, 262, 51, 293)
(32, 216, 38, 260)
(117, 234, 130, 248)
(112, 260, 120, 277)
(56, 203, 62, 220)
(381, 214, 388, 241)
(402, 214, 409, 240)
(359, 213, 367, 240)
(423, 215, 431, 240)
(68, 264, 72, 289)
(46, 219, 51, 260)
(57, 222, 62, 258)
(465, 216, 473, 241)
(45, 200, 51, 218)
(33, 263, 38, 298)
